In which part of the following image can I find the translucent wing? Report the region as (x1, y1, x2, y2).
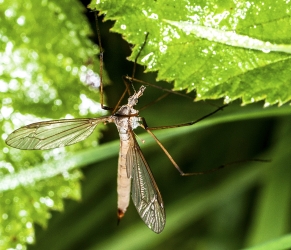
(127, 133, 166, 234)
(5, 117, 109, 150)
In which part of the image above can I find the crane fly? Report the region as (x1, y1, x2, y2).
(5, 13, 231, 234)
(5, 81, 229, 234)
(5, 85, 167, 233)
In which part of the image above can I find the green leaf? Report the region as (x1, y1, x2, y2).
(0, 0, 103, 248)
(244, 234, 291, 250)
(245, 120, 291, 246)
(89, 0, 291, 105)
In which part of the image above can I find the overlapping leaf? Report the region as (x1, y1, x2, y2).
(89, 0, 291, 105)
(0, 0, 103, 248)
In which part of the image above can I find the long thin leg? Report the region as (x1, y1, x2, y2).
(144, 105, 228, 131)
(141, 126, 185, 175)
(112, 33, 150, 114)
(94, 13, 134, 114)
(111, 77, 132, 114)
(131, 33, 149, 84)
(125, 76, 194, 100)
(94, 12, 112, 111)
(95, 17, 203, 113)
(140, 115, 270, 176)
(125, 32, 195, 101)
(139, 93, 170, 111)
(138, 106, 226, 175)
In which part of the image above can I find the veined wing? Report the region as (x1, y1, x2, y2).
(127, 132, 166, 234)
(5, 117, 109, 150)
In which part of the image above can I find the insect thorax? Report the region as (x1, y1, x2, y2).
(114, 105, 140, 134)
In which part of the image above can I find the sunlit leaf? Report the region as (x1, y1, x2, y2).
(89, 0, 291, 105)
(0, 0, 103, 248)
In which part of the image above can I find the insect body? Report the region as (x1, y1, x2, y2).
(6, 85, 166, 234)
